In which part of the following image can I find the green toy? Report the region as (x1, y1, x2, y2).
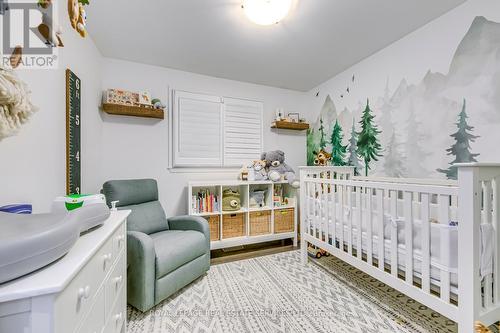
(222, 189, 241, 211)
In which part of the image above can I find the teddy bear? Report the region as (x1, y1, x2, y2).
(248, 160, 268, 181)
(68, 0, 87, 38)
(261, 150, 299, 188)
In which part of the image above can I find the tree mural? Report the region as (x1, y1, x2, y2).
(438, 99, 479, 180)
(357, 99, 382, 176)
(347, 120, 363, 175)
(318, 118, 327, 150)
(330, 120, 347, 166)
(306, 129, 320, 166)
(405, 103, 430, 177)
(384, 131, 405, 177)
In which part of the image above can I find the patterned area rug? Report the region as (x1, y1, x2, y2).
(127, 250, 460, 333)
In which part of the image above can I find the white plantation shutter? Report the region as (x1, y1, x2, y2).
(172, 91, 263, 168)
(223, 98, 263, 166)
(173, 91, 222, 167)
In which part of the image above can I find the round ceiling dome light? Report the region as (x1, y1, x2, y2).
(243, 0, 293, 26)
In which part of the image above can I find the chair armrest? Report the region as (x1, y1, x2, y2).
(168, 215, 210, 247)
(127, 231, 156, 312)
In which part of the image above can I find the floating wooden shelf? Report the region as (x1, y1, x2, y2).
(102, 103, 164, 119)
(271, 121, 309, 130)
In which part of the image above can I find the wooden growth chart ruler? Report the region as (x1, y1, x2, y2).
(66, 69, 81, 195)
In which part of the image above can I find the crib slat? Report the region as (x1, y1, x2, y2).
(438, 194, 451, 303)
(390, 191, 398, 277)
(347, 186, 353, 255)
(306, 181, 311, 237)
(421, 193, 431, 293)
(324, 179, 329, 245)
(356, 187, 362, 260)
(332, 183, 337, 248)
(404, 191, 413, 285)
(319, 181, 324, 243)
(493, 178, 500, 303)
(377, 189, 385, 270)
(483, 181, 493, 308)
(367, 189, 373, 266)
(339, 184, 344, 251)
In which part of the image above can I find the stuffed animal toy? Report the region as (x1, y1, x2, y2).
(249, 190, 266, 208)
(222, 189, 241, 211)
(0, 66, 38, 141)
(68, 0, 79, 29)
(261, 150, 299, 188)
(239, 166, 249, 181)
(151, 98, 166, 110)
(38, 9, 64, 47)
(68, 0, 87, 38)
(248, 160, 268, 181)
(313, 149, 332, 166)
(475, 321, 496, 333)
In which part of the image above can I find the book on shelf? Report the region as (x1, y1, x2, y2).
(191, 188, 220, 214)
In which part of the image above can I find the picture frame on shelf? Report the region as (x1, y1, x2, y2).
(288, 113, 300, 123)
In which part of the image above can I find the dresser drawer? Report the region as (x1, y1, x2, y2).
(76, 286, 105, 333)
(112, 223, 126, 261)
(104, 285, 126, 333)
(105, 252, 125, 317)
(54, 235, 113, 333)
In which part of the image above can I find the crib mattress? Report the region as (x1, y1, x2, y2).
(0, 204, 110, 284)
(309, 219, 459, 292)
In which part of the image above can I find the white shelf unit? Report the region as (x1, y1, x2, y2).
(188, 180, 298, 250)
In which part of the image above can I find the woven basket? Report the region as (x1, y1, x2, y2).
(222, 213, 245, 239)
(206, 215, 220, 241)
(274, 208, 294, 233)
(249, 211, 271, 236)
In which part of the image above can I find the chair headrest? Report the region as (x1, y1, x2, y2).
(102, 179, 158, 207)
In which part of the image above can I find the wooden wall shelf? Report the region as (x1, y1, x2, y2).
(271, 121, 309, 130)
(102, 103, 164, 119)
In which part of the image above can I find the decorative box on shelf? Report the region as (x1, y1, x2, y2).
(188, 180, 298, 250)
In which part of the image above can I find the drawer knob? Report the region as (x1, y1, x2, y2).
(116, 235, 125, 246)
(78, 286, 90, 300)
(114, 275, 123, 286)
(103, 253, 112, 263)
(115, 312, 123, 325)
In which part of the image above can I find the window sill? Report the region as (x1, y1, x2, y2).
(168, 167, 241, 174)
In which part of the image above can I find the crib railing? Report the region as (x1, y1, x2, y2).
(299, 164, 500, 333)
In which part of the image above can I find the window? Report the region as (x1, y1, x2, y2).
(172, 90, 263, 168)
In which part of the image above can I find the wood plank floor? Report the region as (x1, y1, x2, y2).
(210, 239, 298, 265)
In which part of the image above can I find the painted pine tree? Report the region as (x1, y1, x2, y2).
(383, 131, 405, 178)
(347, 120, 363, 176)
(306, 129, 320, 166)
(405, 103, 429, 177)
(330, 120, 347, 166)
(318, 118, 327, 150)
(438, 99, 479, 180)
(357, 99, 382, 176)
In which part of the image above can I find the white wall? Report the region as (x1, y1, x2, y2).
(305, 0, 500, 179)
(0, 1, 103, 213)
(100, 58, 307, 217)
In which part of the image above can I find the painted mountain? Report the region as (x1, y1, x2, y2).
(308, 16, 500, 179)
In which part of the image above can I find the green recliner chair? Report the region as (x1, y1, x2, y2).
(102, 179, 210, 312)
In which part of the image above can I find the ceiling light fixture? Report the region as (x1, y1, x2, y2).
(242, 0, 293, 26)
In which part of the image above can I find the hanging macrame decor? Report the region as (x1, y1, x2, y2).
(0, 66, 38, 141)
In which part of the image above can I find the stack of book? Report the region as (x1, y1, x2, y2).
(192, 189, 220, 214)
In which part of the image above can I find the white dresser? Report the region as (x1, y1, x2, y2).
(0, 210, 130, 333)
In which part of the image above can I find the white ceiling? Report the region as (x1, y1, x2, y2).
(87, 0, 466, 92)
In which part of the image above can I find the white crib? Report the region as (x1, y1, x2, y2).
(299, 164, 500, 333)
